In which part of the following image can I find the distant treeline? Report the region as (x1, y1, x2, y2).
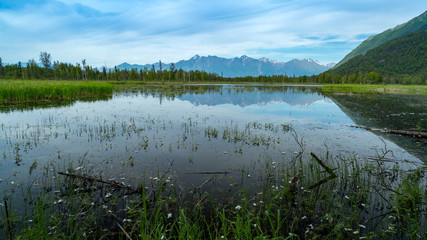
(0, 52, 425, 85)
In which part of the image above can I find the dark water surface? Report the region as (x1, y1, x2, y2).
(0, 85, 424, 197)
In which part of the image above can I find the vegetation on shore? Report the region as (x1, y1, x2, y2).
(320, 84, 427, 95)
(0, 80, 113, 102)
(1, 150, 425, 239)
(1, 79, 426, 103)
(0, 49, 426, 86)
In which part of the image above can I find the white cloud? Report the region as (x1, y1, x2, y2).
(0, 0, 426, 66)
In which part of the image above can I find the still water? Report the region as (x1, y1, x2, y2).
(0, 85, 423, 194)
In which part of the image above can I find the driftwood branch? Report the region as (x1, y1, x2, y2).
(57, 171, 141, 194)
(309, 153, 337, 189)
(185, 171, 230, 175)
(347, 125, 427, 138)
(193, 176, 215, 193)
(117, 222, 133, 240)
(310, 153, 337, 178)
(308, 175, 336, 190)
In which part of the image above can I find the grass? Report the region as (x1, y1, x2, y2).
(0, 80, 113, 102)
(320, 84, 427, 95)
(1, 152, 425, 239)
(0, 80, 425, 239)
(1, 80, 425, 103)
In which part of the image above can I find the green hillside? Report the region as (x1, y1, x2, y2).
(330, 30, 427, 80)
(335, 10, 427, 67)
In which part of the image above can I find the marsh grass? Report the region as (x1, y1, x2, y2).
(320, 84, 427, 95)
(0, 80, 113, 102)
(1, 152, 425, 239)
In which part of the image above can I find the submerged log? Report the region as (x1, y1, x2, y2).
(308, 153, 338, 189)
(58, 171, 141, 194)
(184, 171, 231, 175)
(347, 125, 427, 138)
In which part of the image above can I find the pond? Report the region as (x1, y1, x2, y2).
(0, 85, 424, 196)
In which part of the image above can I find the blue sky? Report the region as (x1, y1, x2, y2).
(0, 0, 426, 67)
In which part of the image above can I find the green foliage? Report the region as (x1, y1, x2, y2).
(336, 10, 427, 66)
(330, 31, 427, 79)
(3, 152, 425, 239)
(0, 80, 113, 102)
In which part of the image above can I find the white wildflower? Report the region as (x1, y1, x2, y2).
(353, 231, 359, 235)
(235, 205, 241, 210)
(358, 224, 366, 229)
(168, 213, 172, 219)
(105, 193, 112, 198)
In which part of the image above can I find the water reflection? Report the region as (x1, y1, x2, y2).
(0, 85, 423, 197)
(178, 85, 326, 107)
(327, 92, 427, 162)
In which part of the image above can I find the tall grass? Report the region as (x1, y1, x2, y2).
(320, 84, 427, 95)
(0, 80, 113, 102)
(2, 153, 425, 239)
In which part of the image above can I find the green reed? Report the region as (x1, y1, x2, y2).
(0, 80, 113, 102)
(1, 151, 424, 240)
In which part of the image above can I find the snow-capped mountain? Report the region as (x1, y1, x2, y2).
(117, 55, 334, 77)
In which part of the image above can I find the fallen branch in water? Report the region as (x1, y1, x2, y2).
(193, 176, 215, 193)
(185, 171, 231, 175)
(58, 171, 141, 194)
(309, 153, 337, 189)
(347, 125, 427, 138)
(310, 153, 337, 178)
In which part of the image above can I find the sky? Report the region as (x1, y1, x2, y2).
(0, 0, 426, 67)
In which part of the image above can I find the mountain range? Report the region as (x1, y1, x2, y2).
(117, 55, 335, 78)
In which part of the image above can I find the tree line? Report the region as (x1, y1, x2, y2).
(0, 52, 425, 85)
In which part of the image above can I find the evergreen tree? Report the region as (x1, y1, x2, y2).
(39, 51, 52, 77)
(0, 57, 3, 77)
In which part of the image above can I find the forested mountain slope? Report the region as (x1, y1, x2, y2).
(335, 10, 427, 67)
